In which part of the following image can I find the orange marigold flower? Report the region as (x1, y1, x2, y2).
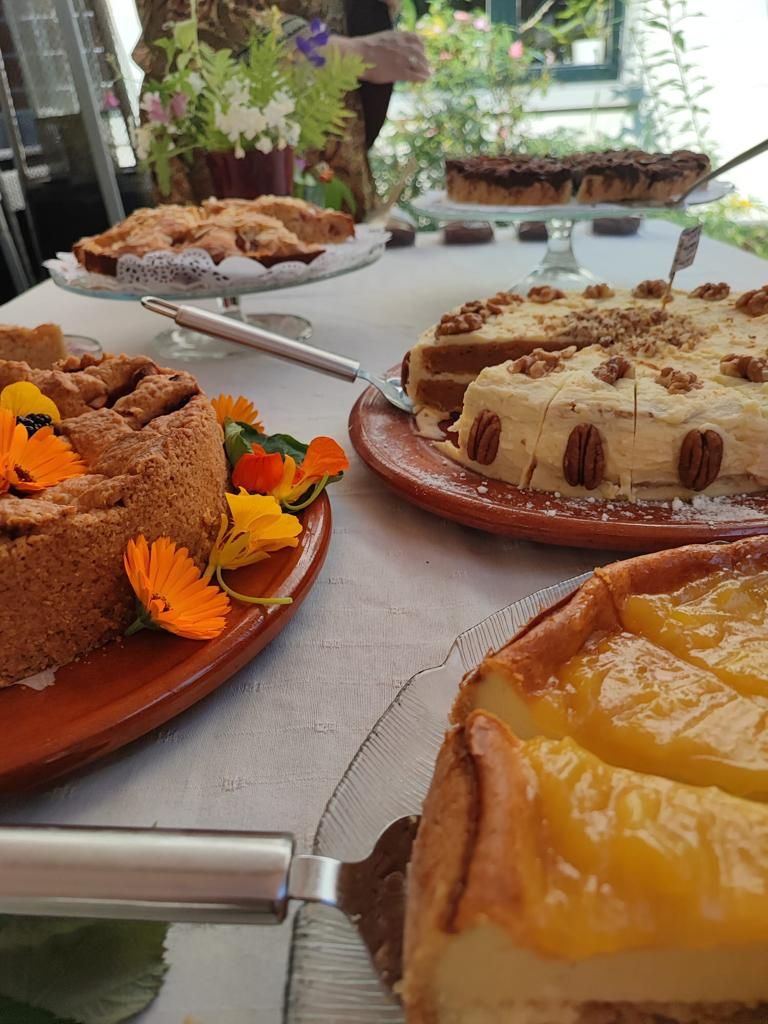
(299, 436, 349, 483)
(0, 408, 86, 494)
(211, 393, 264, 431)
(124, 535, 230, 640)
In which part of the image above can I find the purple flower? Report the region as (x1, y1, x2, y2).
(169, 91, 188, 119)
(295, 18, 329, 66)
(295, 35, 326, 66)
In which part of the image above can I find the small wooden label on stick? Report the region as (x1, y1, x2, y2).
(664, 225, 702, 304)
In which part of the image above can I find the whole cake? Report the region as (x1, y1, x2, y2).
(72, 195, 355, 275)
(445, 149, 710, 206)
(405, 281, 768, 500)
(0, 353, 227, 686)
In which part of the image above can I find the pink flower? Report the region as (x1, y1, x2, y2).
(439, 50, 451, 60)
(508, 40, 524, 59)
(102, 89, 119, 111)
(453, 10, 471, 20)
(140, 91, 169, 124)
(169, 91, 188, 119)
(473, 16, 490, 30)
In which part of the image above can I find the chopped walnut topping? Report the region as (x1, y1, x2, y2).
(735, 286, 768, 318)
(720, 353, 768, 382)
(655, 366, 703, 394)
(633, 279, 671, 299)
(435, 311, 485, 337)
(460, 300, 486, 314)
(556, 307, 707, 355)
(508, 346, 576, 378)
(528, 286, 565, 304)
(583, 283, 615, 299)
(484, 291, 524, 315)
(593, 356, 631, 384)
(689, 282, 730, 300)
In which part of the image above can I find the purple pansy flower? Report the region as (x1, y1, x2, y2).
(295, 18, 329, 66)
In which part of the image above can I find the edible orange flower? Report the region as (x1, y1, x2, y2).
(211, 393, 264, 431)
(205, 490, 302, 604)
(124, 535, 230, 640)
(232, 436, 349, 509)
(0, 408, 86, 494)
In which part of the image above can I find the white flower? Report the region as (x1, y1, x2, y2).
(186, 71, 204, 95)
(139, 91, 161, 114)
(214, 102, 267, 146)
(263, 90, 295, 127)
(283, 121, 300, 148)
(255, 135, 274, 154)
(135, 124, 153, 160)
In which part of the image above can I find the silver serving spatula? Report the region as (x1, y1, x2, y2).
(141, 297, 413, 414)
(0, 816, 418, 994)
(671, 135, 768, 205)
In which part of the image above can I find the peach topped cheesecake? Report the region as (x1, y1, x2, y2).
(452, 537, 768, 800)
(405, 281, 768, 501)
(403, 711, 768, 1024)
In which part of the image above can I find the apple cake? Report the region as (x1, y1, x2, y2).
(452, 536, 768, 800)
(445, 149, 710, 206)
(404, 281, 768, 500)
(0, 323, 66, 368)
(403, 709, 768, 1024)
(0, 353, 227, 686)
(72, 195, 354, 275)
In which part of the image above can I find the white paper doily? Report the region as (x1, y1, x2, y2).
(44, 226, 388, 300)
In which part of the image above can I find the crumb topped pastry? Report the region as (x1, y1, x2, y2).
(403, 709, 768, 1024)
(0, 323, 66, 368)
(406, 283, 768, 501)
(0, 353, 227, 685)
(72, 195, 354, 275)
(445, 149, 710, 206)
(452, 536, 768, 800)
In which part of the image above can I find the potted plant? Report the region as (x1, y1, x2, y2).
(551, 0, 610, 65)
(135, 8, 364, 202)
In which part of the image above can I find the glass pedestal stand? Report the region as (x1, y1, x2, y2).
(513, 218, 601, 293)
(152, 294, 312, 362)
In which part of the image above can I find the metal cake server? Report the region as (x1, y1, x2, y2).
(141, 296, 413, 414)
(672, 135, 768, 205)
(0, 815, 418, 994)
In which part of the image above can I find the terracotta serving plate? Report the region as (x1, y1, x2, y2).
(0, 496, 331, 793)
(349, 381, 768, 553)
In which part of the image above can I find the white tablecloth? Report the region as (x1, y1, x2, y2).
(1, 221, 766, 1024)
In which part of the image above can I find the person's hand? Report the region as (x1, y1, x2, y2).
(333, 30, 430, 84)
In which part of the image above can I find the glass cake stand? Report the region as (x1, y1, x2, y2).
(44, 228, 388, 361)
(412, 180, 733, 293)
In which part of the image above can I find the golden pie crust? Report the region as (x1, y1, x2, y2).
(72, 196, 354, 275)
(0, 353, 227, 685)
(0, 323, 66, 368)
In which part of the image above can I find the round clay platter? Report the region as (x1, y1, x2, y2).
(0, 496, 331, 793)
(348, 380, 768, 553)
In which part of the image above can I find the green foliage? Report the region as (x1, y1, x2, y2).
(656, 194, 768, 262)
(0, 918, 168, 1024)
(137, 8, 364, 196)
(549, 0, 611, 44)
(371, 0, 549, 220)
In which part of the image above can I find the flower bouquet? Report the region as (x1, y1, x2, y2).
(136, 7, 364, 201)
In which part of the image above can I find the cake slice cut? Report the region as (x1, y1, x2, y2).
(526, 350, 636, 498)
(451, 538, 768, 800)
(403, 711, 768, 1024)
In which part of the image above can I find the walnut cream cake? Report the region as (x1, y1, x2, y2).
(451, 536, 768, 800)
(0, 354, 227, 686)
(404, 281, 768, 501)
(402, 710, 768, 1024)
(445, 149, 710, 206)
(72, 195, 354, 275)
(0, 323, 66, 368)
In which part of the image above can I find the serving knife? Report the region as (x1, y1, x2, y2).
(0, 815, 418, 994)
(672, 135, 768, 205)
(142, 296, 413, 414)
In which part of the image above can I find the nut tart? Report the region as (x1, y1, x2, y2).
(71, 194, 354, 275)
(452, 537, 768, 800)
(402, 710, 768, 1024)
(407, 282, 768, 501)
(445, 148, 710, 206)
(0, 354, 227, 686)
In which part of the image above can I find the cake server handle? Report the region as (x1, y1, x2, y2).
(674, 135, 768, 204)
(0, 824, 306, 924)
(141, 296, 360, 382)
